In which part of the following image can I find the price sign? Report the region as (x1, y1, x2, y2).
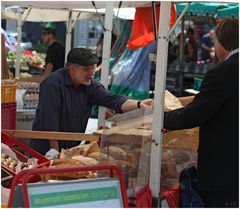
(27, 178, 123, 208)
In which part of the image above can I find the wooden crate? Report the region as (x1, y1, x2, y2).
(162, 128, 199, 151)
(1, 84, 16, 103)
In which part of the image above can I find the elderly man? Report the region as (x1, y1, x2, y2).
(31, 47, 153, 155)
(164, 18, 239, 207)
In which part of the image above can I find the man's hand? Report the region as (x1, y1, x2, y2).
(139, 99, 154, 108)
(121, 98, 153, 111)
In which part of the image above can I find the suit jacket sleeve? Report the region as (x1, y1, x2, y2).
(164, 63, 234, 130)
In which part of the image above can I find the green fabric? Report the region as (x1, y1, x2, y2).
(176, 3, 228, 16)
(111, 20, 128, 59)
(215, 4, 239, 18)
(110, 85, 149, 100)
(109, 21, 132, 69)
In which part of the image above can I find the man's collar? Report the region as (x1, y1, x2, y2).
(225, 48, 239, 60)
(63, 69, 74, 85)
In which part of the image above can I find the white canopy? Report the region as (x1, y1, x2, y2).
(1, 7, 137, 22)
(1, 1, 149, 21)
(1, 1, 150, 10)
(1, 8, 100, 22)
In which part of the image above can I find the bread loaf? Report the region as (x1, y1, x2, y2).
(84, 142, 100, 156)
(60, 145, 86, 159)
(60, 142, 100, 159)
(71, 156, 99, 165)
(102, 146, 127, 160)
(50, 158, 90, 179)
(87, 152, 100, 160)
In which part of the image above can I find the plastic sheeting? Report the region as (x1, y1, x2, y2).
(110, 41, 157, 100)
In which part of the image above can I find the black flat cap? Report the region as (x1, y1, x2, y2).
(67, 48, 99, 66)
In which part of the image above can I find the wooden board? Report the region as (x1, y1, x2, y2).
(94, 121, 199, 150)
(2, 129, 99, 142)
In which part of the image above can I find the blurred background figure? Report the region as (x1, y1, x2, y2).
(200, 29, 215, 63)
(185, 27, 198, 62)
(41, 26, 65, 76)
(96, 32, 117, 65)
(170, 33, 182, 58)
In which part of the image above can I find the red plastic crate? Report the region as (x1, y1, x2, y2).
(1, 131, 50, 181)
(1, 102, 16, 129)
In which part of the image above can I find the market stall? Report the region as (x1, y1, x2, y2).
(1, 1, 188, 207)
(1, 1, 238, 207)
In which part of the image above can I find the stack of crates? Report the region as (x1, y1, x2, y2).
(1, 81, 17, 129)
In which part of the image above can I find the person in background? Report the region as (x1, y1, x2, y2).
(31, 47, 153, 155)
(184, 27, 198, 62)
(200, 30, 215, 62)
(170, 33, 182, 58)
(96, 33, 117, 65)
(164, 18, 239, 207)
(41, 27, 65, 76)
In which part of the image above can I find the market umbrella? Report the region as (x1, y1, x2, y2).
(176, 3, 227, 16)
(215, 4, 239, 18)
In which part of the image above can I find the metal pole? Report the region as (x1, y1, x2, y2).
(150, 1, 171, 204)
(15, 12, 22, 78)
(168, 3, 190, 36)
(98, 2, 114, 128)
(22, 8, 32, 23)
(152, 1, 157, 41)
(180, 15, 185, 61)
(65, 11, 72, 62)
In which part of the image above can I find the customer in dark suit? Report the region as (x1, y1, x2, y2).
(164, 18, 239, 207)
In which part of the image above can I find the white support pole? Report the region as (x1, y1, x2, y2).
(15, 12, 22, 78)
(180, 16, 184, 61)
(168, 3, 190, 36)
(150, 1, 172, 200)
(98, 2, 114, 128)
(65, 11, 72, 62)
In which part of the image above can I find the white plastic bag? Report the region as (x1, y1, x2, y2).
(16, 89, 26, 109)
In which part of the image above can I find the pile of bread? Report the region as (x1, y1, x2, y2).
(44, 141, 151, 190)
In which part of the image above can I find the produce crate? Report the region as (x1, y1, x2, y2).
(1, 131, 50, 181)
(1, 102, 16, 129)
(1, 84, 16, 103)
